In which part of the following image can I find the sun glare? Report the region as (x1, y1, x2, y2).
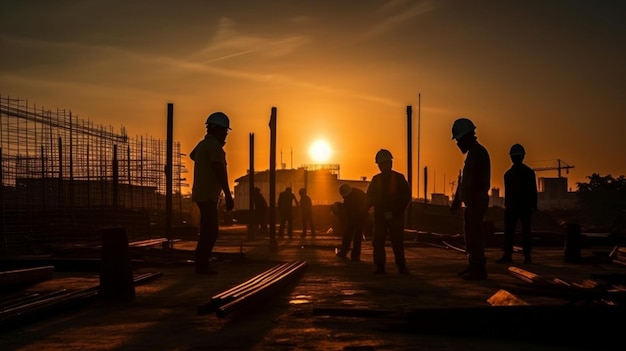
(309, 139, 332, 163)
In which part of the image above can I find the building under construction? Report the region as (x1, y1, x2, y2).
(0, 96, 188, 254)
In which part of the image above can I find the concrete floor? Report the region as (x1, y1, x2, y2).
(1, 226, 623, 351)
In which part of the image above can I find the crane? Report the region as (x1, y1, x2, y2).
(532, 159, 575, 178)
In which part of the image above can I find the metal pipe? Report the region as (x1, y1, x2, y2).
(216, 260, 307, 318)
(0, 271, 161, 329)
(198, 261, 301, 315)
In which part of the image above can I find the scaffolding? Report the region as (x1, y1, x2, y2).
(0, 95, 187, 254)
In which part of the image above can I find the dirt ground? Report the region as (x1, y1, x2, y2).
(1, 226, 624, 351)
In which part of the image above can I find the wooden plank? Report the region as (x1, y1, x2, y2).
(0, 258, 143, 272)
(507, 266, 539, 284)
(507, 266, 572, 288)
(507, 266, 626, 305)
(0, 266, 54, 287)
(487, 289, 529, 306)
(128, 238, 168, 247)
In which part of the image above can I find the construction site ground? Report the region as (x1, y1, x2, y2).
(1, 225, 625, 351)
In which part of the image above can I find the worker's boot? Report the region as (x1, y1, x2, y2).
(495, 253, 513, 264)
(523, 246, 532, 263)
(523, 251, 532, 264)
(462, 264, 488, 280)
(457, 264, 472, 276)
(195, 262, 217, 275)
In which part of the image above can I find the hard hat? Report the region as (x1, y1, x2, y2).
(375, 149, 393, 163)
(339, 183, 353, 197)
(451, 117, 475, 140)
(509, 143, 525, 156)
(205, 112, 231, 130)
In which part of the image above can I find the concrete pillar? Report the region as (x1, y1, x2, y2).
(564, 223, 581, 263)
(99, 227, 135, 302)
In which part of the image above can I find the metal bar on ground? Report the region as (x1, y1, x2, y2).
(198, 261, 301, 315)
(216, 260, 307, 318)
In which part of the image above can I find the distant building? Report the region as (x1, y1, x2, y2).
(430, 193, 449, 206)
(233, 170, 579, 211)
(537, 177, 578, 210)
(233, 165, 370, 210)
(490, 187, 504, 208)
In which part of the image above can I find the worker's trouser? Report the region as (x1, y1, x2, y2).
(340, 216, 365, 259)
(503, 207, 533, 257)
(372, 214, 406, 269)
(301, 211, 315, 237)
(195, 200, 219, 268)
(279, 211, 293, 238)
(463, 199, 489, 271)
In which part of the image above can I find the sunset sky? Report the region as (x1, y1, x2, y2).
(1, 0, 624, 198)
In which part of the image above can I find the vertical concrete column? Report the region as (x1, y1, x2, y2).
(564, 223, 581, 263)
(99, 227, 135, 302)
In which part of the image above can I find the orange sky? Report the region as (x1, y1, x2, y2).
(1, 0, 625, 199)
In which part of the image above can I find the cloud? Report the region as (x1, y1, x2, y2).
(0, 8, 412, 111)
(190, 17, 310, 61)
(364, 0, 438, 38)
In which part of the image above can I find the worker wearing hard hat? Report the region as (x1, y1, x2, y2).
(278, 187, 299, 239)
(365, 149, 412, 274)
(450, 118, 491, 280)
(336, 183, 369, 261)
(253, 187, 269, 235)
(298, 188, 316, 239)
(496, 143, 538, 264)
(190, 112, 235, 274)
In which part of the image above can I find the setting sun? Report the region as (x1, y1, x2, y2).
(309, 139, 333, 163)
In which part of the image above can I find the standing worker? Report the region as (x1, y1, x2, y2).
(336, 184, 369, 261)
(366, 149, 412, 274)
(278, 187, 299, 239)
(450, 117, 491, 280)
(190, 112, 234, 275)
(496, 143, 538, 264)
(298, 188, 316, 238)
(253, 187, 269, 234)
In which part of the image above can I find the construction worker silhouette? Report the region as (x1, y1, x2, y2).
(336, 184, 369, 261)
(451, 117, 491, 280)
(190, 112, 234, 274)
(330, 201, 347, 237)
(253, 187, 269, 234)
(298, 188, 315, 238)
(366, 149, 411, 274)
(278, 187, 299, 239)
(496, 143, 538, 264)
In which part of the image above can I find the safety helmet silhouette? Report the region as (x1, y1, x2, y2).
(509, 143, 526, 156)
(205, 112, 231, 130)
(451, 118, 476, 140)
(375, 149, 393, 163)
(339, 183, 353, 198)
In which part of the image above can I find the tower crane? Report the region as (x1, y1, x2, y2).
(532, 159, 575, 178)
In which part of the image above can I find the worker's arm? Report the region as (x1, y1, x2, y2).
(211, 161, 234, 211)
(450, 174, 462, 215)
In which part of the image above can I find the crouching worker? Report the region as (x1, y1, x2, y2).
(336, 184, 369, 261)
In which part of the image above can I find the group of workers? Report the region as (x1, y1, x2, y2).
(190, 112, 538, 281)
(250, 185, 316, 239)
(275, 186, 315, 239)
